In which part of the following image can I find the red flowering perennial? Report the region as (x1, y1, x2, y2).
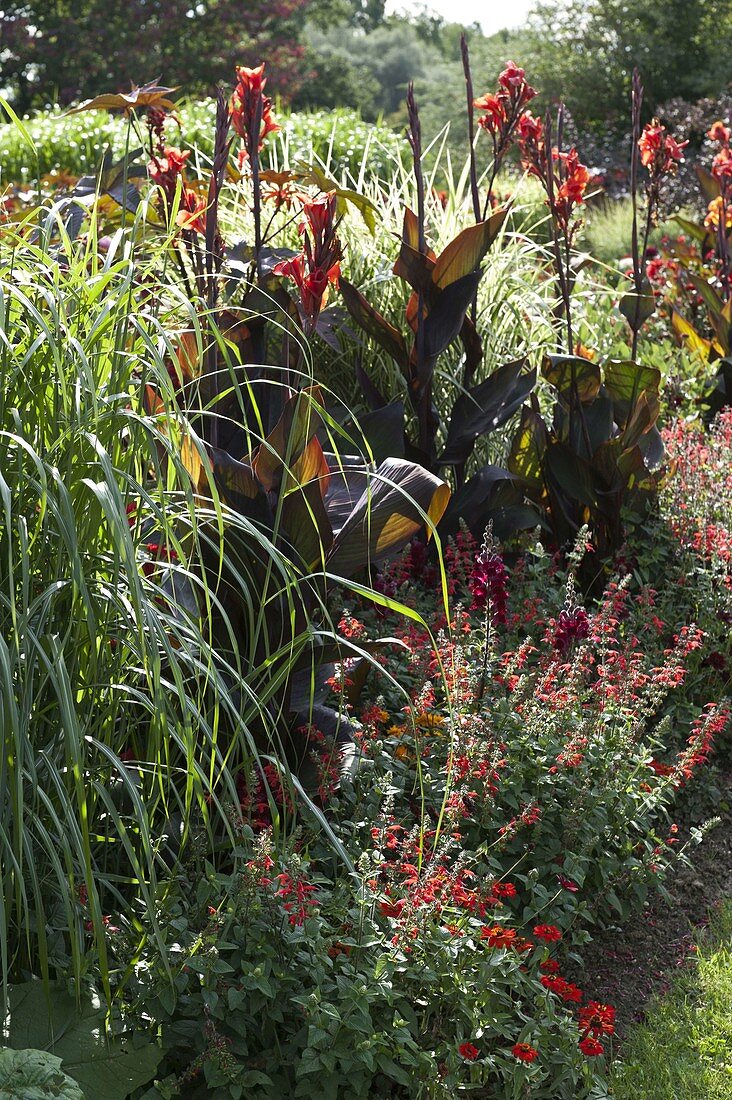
(275, 870, 318, 926)
(511, 1042, 539, 1062)
(638, 119, 687, 179)
(273, 190, 343, 333)
(230, 63, 280, 162)
(458, 1041, 480, 1061)
(518, 114, 591, 235)
(473, 61, 537, 169)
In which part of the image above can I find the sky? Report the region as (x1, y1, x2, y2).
(384, 0, 535, 36)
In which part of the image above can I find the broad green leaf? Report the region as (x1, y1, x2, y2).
(672, 214, 710, 244)
(671, 310, 717, 362)
(507, 406, 547, 489)
(431, 208, 507, 289)
(392, 207, 435, 291)
(339, 280, 410, 370)
(695, 164, 722, 205)
(603, 359, 661, 425)
(421, 271, 481, 366)
(0, 1048, 84, 1099)
(440, 359, 535, 465)
(545, 442, 599, 510)
(541, 354, 601, 404)
(618, 281, 656, 332)
(282, 478, 334, 569)
(253, 386, 324, 491)
(327, 458, 450, 576)
(4, 982, 162, 1100)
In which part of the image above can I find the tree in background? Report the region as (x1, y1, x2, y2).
(523, 0, 732, 136)
(0, 0, 312, 112)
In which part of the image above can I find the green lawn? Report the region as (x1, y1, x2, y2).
(612, 903, 732, 1100)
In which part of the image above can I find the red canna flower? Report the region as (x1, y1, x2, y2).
(148, 146, 190, 206)
(709, 120, 731, 145)
(638, 119, 687, 178)
(273, 190, 342, 333)
(458, 1042, 480, 1061)
(230, 63, 280, 162)
(176, 188, 207, 236)
(473, 62, 536, 180)
(511, 1042, 539, 1062)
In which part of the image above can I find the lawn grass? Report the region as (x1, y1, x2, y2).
(612, 902, 732, 1099)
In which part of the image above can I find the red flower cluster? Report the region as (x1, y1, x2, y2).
(148, 146, 209, 237)
(237, 762, 294, 832)
(273, 191, 343, 332)
(533, 923, 562, 942)
(577, 1001, 615, 1056)
(473, 61, 536, 146)
(553, 604, 589, 655)
(638, 119, 688, 179)
(275, 870, 318, 926)
(458, 1041, 480, 1061)
(230, 63, 280, 161)
(517, 115, 591, 233)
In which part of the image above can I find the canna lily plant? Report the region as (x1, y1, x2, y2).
(508, 92, 666, 560)
(339, 81, 537, 540)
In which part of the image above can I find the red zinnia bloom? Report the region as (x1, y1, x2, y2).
(458, 1042, 480, 1061)
(579, 1036, 604, 1056)
(511, 1042, 539, 1062)
(481, 924, 517, 948)
(579, 1002, 616, 1037)
(533, 923, 562, 942)
(491, 881, 517, 899)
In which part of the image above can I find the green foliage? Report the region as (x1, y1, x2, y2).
(0, 0, 311, 113)
(0, 1048, 85, 1100)
(522, 0, 732, 135)
(0, 103, 405, 185)
(2, 983, 161, 1099)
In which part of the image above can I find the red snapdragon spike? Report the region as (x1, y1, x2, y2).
(470, 548, 509, 623)
(230, 62, 280, 160)
(553, 606, 589, 654)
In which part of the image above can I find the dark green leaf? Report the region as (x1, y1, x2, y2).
(440, 359, 535, 466)
(339, 280, 410, 370)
